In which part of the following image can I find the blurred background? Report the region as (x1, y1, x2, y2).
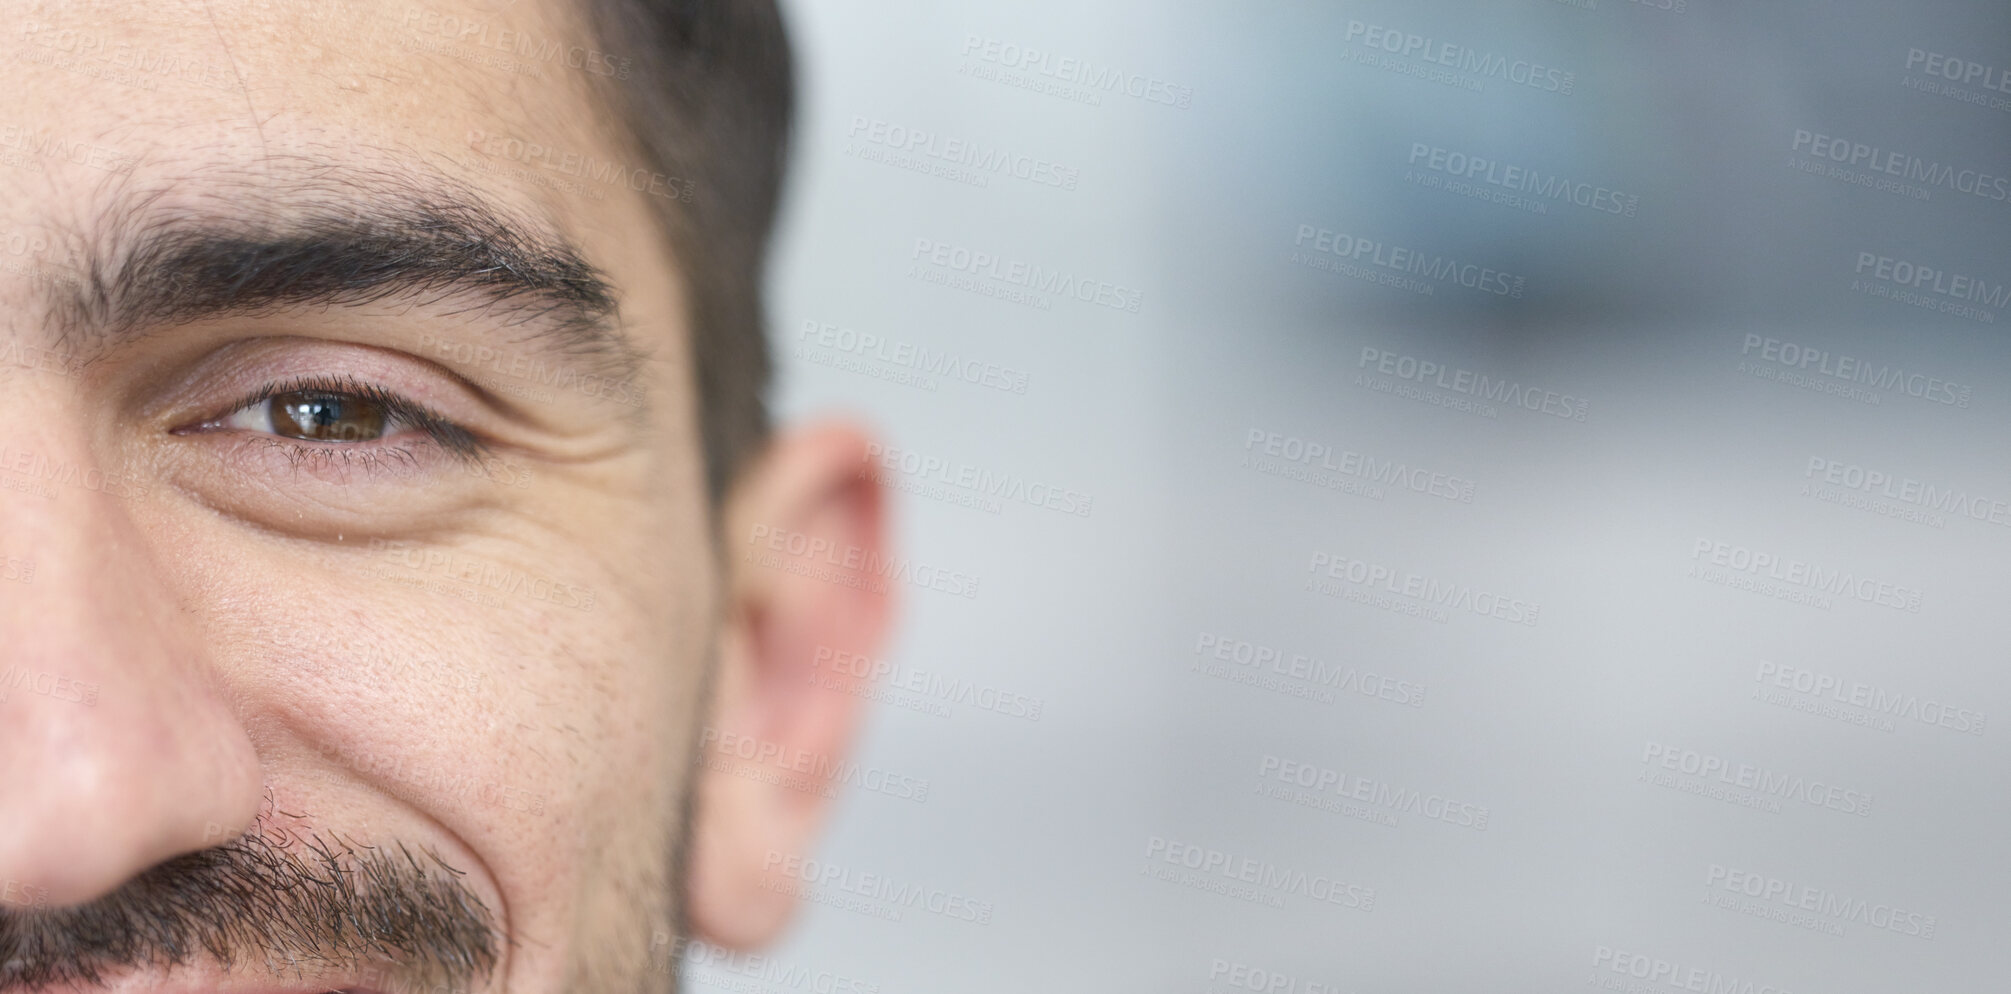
(692, 1, 2011, 990)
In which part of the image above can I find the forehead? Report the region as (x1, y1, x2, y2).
(0, 0, 695, 385)
(0, 0, 631, 240)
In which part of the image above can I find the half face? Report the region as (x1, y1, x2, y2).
(0, 2, 890, 992)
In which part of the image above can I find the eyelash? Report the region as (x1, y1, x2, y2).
(197, 374, 489, 466)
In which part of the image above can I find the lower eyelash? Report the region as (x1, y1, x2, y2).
(256, 437, 429, 477)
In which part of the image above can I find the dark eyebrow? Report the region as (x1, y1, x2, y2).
(47, 163, 646, 393)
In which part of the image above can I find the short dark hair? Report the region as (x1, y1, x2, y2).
(578, 0, 794, 505)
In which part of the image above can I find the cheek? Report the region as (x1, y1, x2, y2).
(451, 555, 709, 868)
(160, 461, 713, 973)
(190, 534, 682, 839)
(482, 576, 705, 991)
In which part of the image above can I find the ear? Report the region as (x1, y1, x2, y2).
(686, 420, 896, 949)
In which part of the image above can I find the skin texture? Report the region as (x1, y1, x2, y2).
(0, 1, 892, 991)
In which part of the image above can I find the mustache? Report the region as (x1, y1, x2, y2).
(0, 821, 499, 992)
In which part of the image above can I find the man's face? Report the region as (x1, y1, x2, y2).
(0, 1, 887, 991)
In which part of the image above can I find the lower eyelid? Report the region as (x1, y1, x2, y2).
(208, 433, 440, 483)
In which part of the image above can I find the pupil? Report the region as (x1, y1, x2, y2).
(271, 391, 387, 442)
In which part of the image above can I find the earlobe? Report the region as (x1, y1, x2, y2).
(685, 420, 896, 949)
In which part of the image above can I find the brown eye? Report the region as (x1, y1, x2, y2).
(269, 391, 388, 442)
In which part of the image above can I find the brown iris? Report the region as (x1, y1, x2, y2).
(269, 390, 387, 442)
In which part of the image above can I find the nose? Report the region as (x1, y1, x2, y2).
(0, 420, 263, 908)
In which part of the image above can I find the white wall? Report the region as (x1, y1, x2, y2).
(693, 1, 2011, 989)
